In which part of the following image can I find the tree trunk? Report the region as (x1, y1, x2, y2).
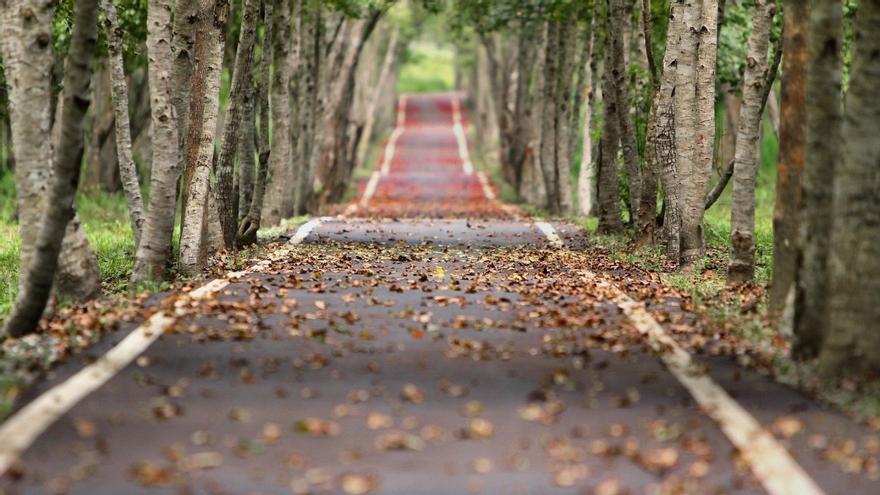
(1, 0, 100, 303)
(673, 0, 701, 266)
(215, 0, 259, 249)
(179, 0, 229, 275)
(794, 0, 843, 358)
(131, 0, 184, 284)
(237, 0, 273, 247)
(314, 13, 382, 206)
(83, 64, 120, 193)
(522, 22, 548, 207)
(572, 20, 593, 216)
(635, 0, 659, 243)
(553, 19, 578, 215)
(2, 0, 99, 337)
(597, 6, 623, 234)
(102, 0, 146, 246)
(262, 0, 295, 224)
(539, 22, 561, 214)
(611, 0, 642, 224)
(727, 1, 775, 282)
(771, 0, 809, 312)
(578, 12, 602, 217)
(294, 0, 319, 215)
(237, 75, 256, 223)
(820, 0, 880, 376)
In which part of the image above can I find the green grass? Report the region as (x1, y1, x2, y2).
(396, 41, 455, 94)
(0, 174, 137, 316)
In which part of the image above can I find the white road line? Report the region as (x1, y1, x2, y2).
(0, 218, 328, 475)
(535, 221, 564, 248)
(476, 172, 497, 200)
(451, 95, 475, 176)
(533, 222, 825, 495)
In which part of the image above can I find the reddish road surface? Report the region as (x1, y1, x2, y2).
(1, 93, 878, 494)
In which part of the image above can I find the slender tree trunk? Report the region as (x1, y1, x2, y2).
(727, 1, 775, 282)
(522, 23, 548, 207)
(102, 0, 145, 246)
(262, 0, 294, 224)
(820, 0, 880, 376)
(215, 0, 259, 249)
(673, 0, 701, 265)
(539, 22, 561, 213)
(237, 0, 273, 246)
(3, 0, 99, 337)
(315, 13, 382, 206)
(294, 0, 319, 215)
(771, 0, 810, 312)
(597, 6, 623, 234)
(237, 75, 256, 223)
(794, 0, 843, 358)
(571, 20, 592, 215)
(132, 0, 184, 283)
(578, 12, 602, 217)
(179, 0, 229, 275)
(83, 65, 120, 192)
(611, 0, 642, 224)
(554, 19, 578, 215)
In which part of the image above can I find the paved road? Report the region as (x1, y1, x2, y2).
(2, 94, 879, 494)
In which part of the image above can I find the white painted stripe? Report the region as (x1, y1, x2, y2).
(615, 296, 824, 495)
(535, 221, 564, 248)
(476, 172, 496, 200)
(360, 171, 382, 207)
(451, 95, 475, 176)
(0, 312, 173, 475)
(0, 218, 326, 475)
(379, 128, 404, 177)
(532, 222, 824, 495)
(289, 217, 325, 245)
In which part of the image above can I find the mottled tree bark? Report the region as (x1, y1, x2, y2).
(539, 22, 561, 214)
(553, 18, 578, 215)
(294, 0, 322, 215)
(262, 0, 294, 224)
(597, 5, 623, 234)
(83, 65, 120, 193)
(578, 11, 602, 217)
(771, 0, 810, 312)
(215, 0, 259, 249)
(237, 0, 274, 247)
(673, 0, 701, 266)
(728, 0, 775, 282)
(179, 0, 229, 275)
(132, 0, 184, 283)
(3, 0, 99, 337)
(820, 0, 880, 376)
(102, 0, 146, 246)
(611, 0, 642, 224)
(794, 0, 842, 358)
(237, 75, 256, 223)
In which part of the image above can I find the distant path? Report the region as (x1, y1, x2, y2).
(1, 93, 878, 494)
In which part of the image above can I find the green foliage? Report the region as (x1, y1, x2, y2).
(396, 41, 455, 93)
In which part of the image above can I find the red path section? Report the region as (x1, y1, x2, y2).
(349, 93, 517, 219)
